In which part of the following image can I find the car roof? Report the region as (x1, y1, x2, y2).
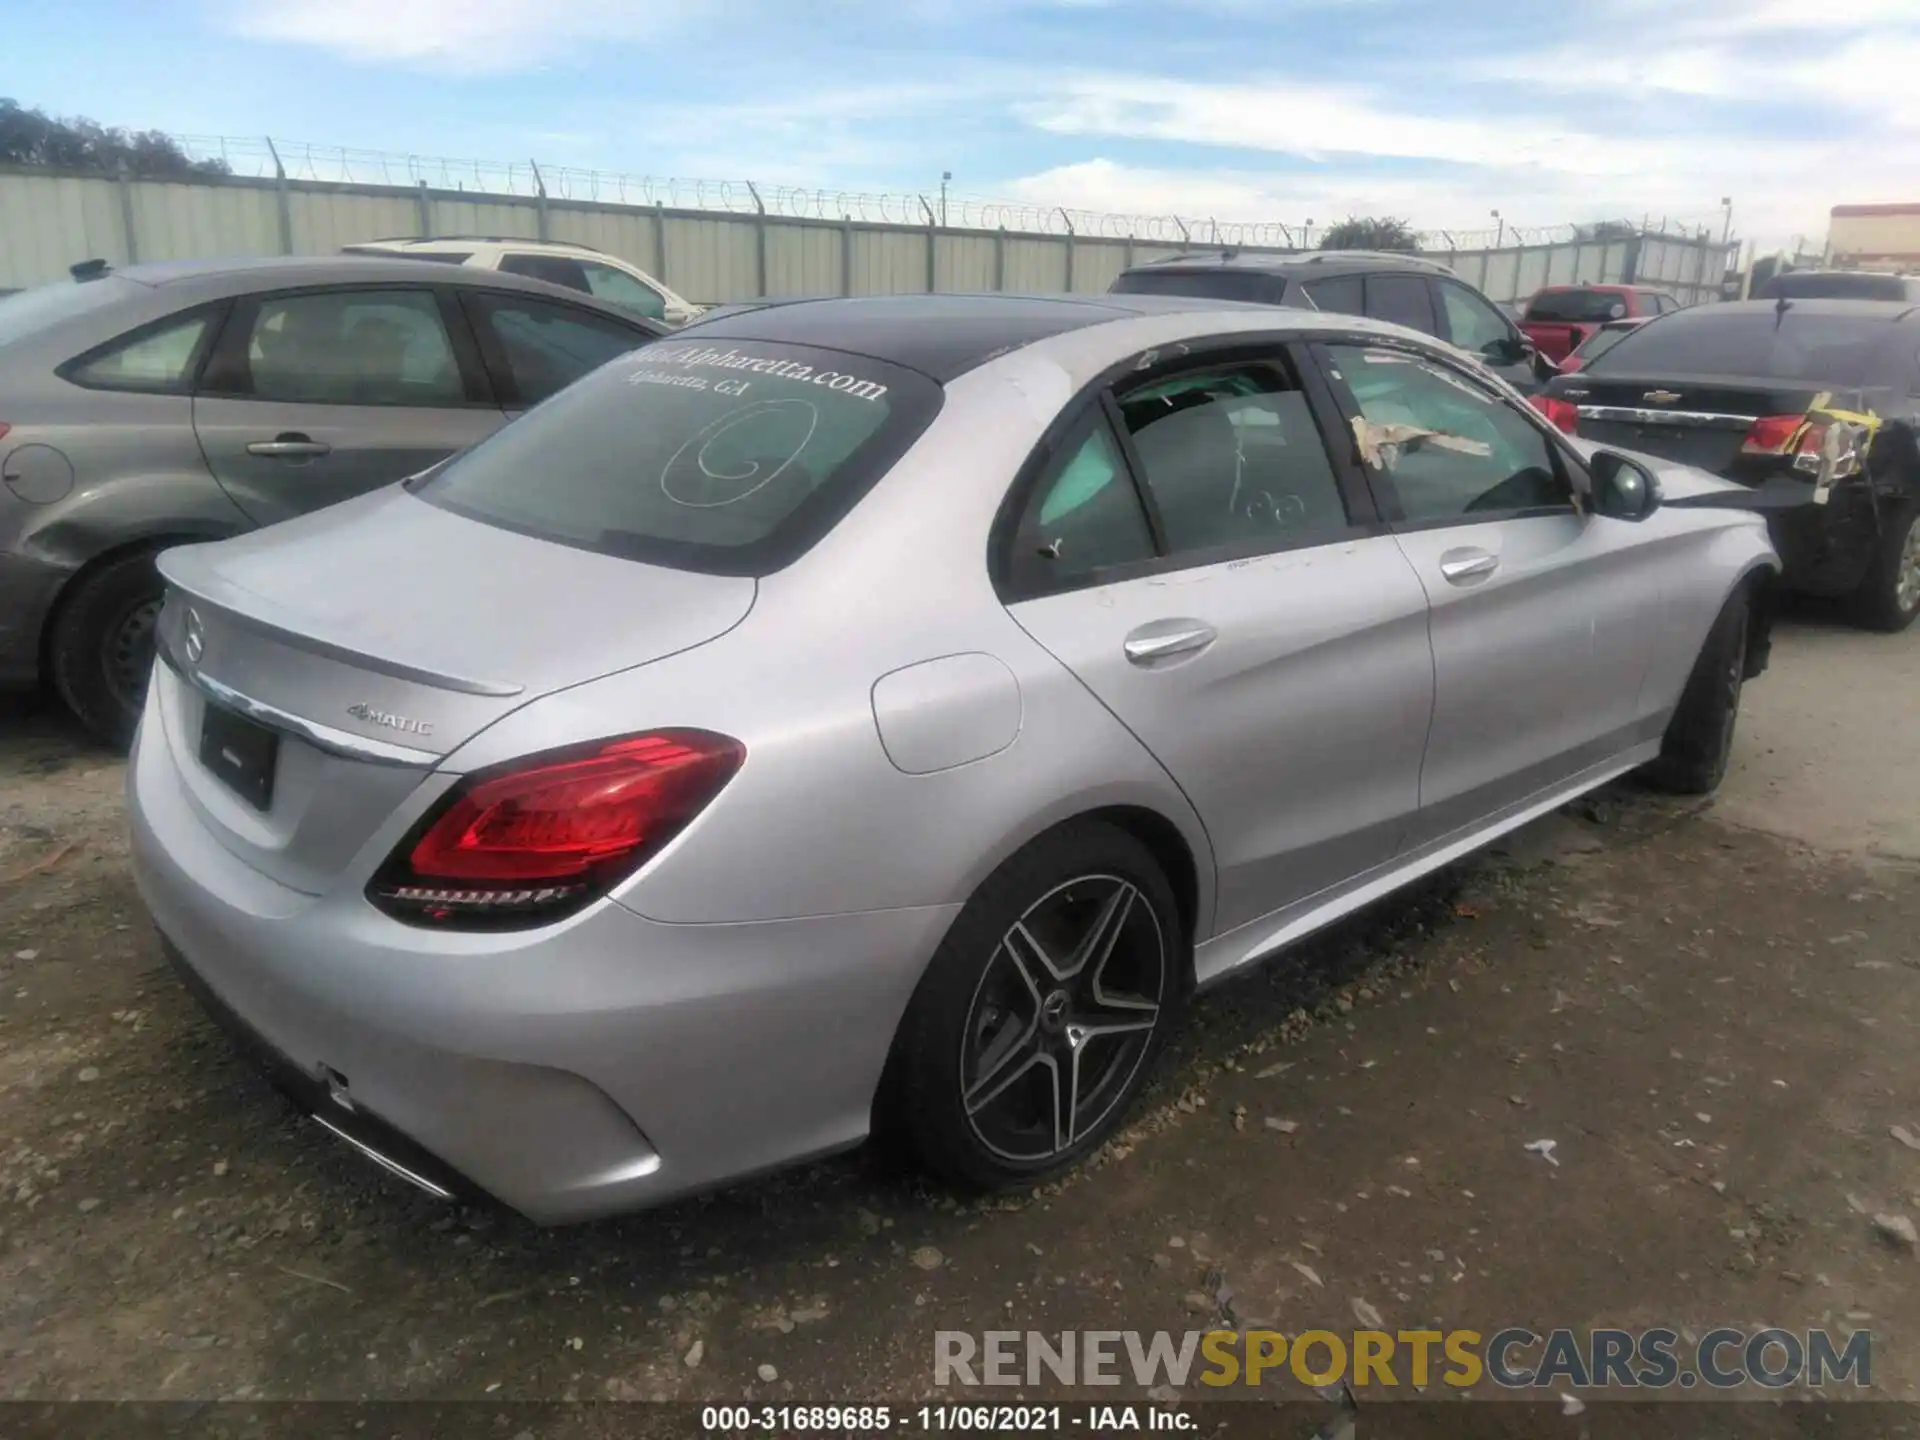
(77, 254, 667, 327)
(1664, 297, 1920, 322)
(1117, 248, 1454, 280)
(351, 237, 604, 255)
(678, 292, 1273, 382)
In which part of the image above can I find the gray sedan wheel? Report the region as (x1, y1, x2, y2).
(886, 821, 1185, 1190)
(48, 549, 166, 750)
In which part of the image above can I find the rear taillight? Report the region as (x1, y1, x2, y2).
(1739, 413, 1861, 479)
(370, 729, 745, 929)
(1528, 395, 1580, 435)
(0, 424, 10, 443)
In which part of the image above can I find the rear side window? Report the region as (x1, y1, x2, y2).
(1010, 419, 1155, 593)
(501, 253, 593, 293)
(1525, 289, 1629, 323)
(211, 289, 465, 406)
(65, 312, 213, 393)
(1586, 310, 1896, 386)
(578, 261, 667, 321)
(468, 292, 651, 406)
(1109, 270, 1280, 305)
(1364, 274, 1437, 335)
(418, 339, 941, 574)
(1300, 275, 1364, 315)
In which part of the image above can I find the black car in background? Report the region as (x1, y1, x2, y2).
(1540, 298, 1920, 631)
(1109, 249, 1557, 392)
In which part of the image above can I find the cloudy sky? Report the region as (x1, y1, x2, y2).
(14, 0, 1917, 249)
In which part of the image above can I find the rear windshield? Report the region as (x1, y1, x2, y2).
(1110, 270, 1280, 305)
(0, 275, 143, 349)
(418, 339, 941, 574)
(1570, 326, 1636, 362)
(1525, 289, 1631, 323)
(1756, 272, 1912, 301)
(1584, 309, 1894, 386)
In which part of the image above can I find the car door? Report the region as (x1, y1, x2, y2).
(460, 289, 659, 414)
(999, 343, 1435, 940)
(1310, 338, 1666, 847)
(1433, 276, 1538, 389)
(191, 285, 503, 527)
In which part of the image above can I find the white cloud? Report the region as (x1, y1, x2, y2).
(224, 0, 697, 71)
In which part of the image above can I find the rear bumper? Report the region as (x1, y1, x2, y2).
(1765, 481, 1882, 596)
(0, 550, 67, 690)
(127, 707, 958, 1224)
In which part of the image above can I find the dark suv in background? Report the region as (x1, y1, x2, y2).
(1109, 249, 1556, 391)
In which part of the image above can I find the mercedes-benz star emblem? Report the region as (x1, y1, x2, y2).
(182, 607, 205, 665)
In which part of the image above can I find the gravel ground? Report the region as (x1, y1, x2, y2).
(0, 614, 1915, 1433)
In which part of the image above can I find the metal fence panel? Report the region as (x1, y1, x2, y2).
(766, 221, 839, 296)
(289, 187, 422, 253)
(935, 232, 996, 292)
(849, 227, 926, 295)
(1004, 236, 1068, 292)
(0, 171, 126, 284)
(0, 164, 1739, 313)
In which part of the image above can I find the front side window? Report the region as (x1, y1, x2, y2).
(1437, 281, 1514, 359)
(66, 312, 211, 393)
(579, 262, 668, 321)
(1117, 363, 1349, 554)
(1364, 274, 1438, 335)
(1326, 344, 1569, 523)
(222, 290, 464, 406)
(419, 338, 940, 573)
(470, 293, 652, 406)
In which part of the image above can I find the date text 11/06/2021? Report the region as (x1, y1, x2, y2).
(701, 1405, 1192, 1432)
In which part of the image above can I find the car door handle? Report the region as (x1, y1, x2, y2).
(246, 434, 331, 459)
(1123, 621, 1217, 665)
(1438, 549, 1500, 585)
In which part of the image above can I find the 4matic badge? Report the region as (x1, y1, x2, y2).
(345, 703, 433, 737)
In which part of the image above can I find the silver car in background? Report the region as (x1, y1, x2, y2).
(129, 294, 1780, 1223)
(0, 256, 666, 746)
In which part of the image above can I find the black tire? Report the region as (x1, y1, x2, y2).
(1846, 500, 1920, 634)
(1641, 588, 1750, 796)
(48, 549, 167, 750)
(886, 821, 1186, 1192)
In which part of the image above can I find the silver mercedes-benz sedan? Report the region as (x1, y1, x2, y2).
(129, 293, 1782, 1224)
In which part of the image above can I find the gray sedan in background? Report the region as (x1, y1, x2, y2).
(131, 294, 1784, 1223)
(0, 256, 666, 745)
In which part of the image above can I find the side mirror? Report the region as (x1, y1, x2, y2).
(1589, 449, 1661, 522)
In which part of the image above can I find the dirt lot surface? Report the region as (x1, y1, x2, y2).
(1, 612, 1916, 1432)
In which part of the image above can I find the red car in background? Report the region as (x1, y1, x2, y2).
(1519, 284, 1679, 362)
(1554, 316, 1649, 374)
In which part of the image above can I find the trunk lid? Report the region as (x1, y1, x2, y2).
(151, 487, 756, 895)
(1558, 372, 1844, 481)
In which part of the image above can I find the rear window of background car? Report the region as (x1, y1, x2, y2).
(1584, 310, 1898, 388)
(1109, 270, 1280, 304)
(417, 339, 941, 574)
(1525, 289, 1630, 323)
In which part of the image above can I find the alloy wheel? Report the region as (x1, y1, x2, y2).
(1896, 513, 1920, 615)
(959, 874, 1168, 1164)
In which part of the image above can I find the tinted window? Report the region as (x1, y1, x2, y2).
(1756, 272, 1911, 301)
(420, 339, 940, 573)
(1327, 344, 1568, 523)
(1300, 275, 1364, 315)
(67, 312, 211, 393)
(1586, 308, 1898, 387)
(579, 261, 667, 321)
(225, 290, 464, 406)
(1568, 325, 1636, 365)
(1109, 270, 1280, 305)
(500, 253, 593, 293)
(1011, 419, 1154, 591)
(1436, 280, 1513, 357)
(0, 275, 144, 349)
(472, 292, 651, 406)
(1525, 288, 1630, 323)
(1364, 274, 1437, 334)
(1117, 363, 1348, 554)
